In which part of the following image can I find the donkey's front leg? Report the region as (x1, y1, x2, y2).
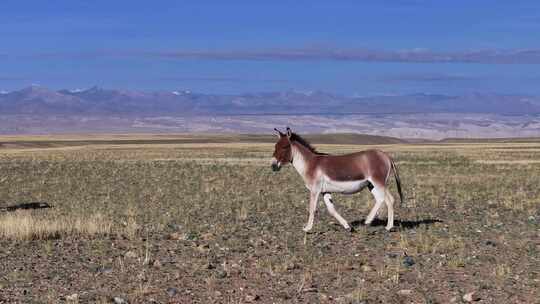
(303, 190, 320, 232)
(323, 193, 352, 231)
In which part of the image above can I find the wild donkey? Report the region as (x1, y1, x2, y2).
(271, 127, 403, 232)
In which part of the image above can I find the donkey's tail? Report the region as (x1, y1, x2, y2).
(390, 158, 404, 206)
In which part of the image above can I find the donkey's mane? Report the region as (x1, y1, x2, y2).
(290, 133, 328, 155)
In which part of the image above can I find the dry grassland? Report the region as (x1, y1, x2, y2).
(0, 135, 538, 303)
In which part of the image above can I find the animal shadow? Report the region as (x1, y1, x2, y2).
(350, 218, 442, 230)
(0, 202, 52, 212)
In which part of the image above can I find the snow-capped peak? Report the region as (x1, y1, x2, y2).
(172, 90, 191, 95)
(297, 90, 314, 96)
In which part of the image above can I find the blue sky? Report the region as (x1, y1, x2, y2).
(1, 0, 540, 95)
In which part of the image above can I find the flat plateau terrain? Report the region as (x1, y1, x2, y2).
(0, 134, 538, 303)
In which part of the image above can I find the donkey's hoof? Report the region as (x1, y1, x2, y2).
(385, 226, 394, 232)
(348, 226, 356, 233)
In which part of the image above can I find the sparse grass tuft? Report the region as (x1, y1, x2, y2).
(122, 206, 139, 239)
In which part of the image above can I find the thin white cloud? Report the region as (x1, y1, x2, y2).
(379, 73, 474, 83)
(26, 47, 540, 64)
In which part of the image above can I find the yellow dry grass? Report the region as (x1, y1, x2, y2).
(475, 159, 540, 164)
(0, 212, 112, 240)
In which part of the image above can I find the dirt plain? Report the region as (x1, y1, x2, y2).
(0, 135, 538, 303)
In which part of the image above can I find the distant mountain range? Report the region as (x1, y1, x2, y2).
(1, 85, 540, 115)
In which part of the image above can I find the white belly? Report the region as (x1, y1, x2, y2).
(321, 177, 369, 194)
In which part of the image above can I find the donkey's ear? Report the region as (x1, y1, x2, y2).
(286, 127, 292, 138)
(274, 128, 284, 138)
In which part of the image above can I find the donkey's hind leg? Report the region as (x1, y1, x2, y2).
(384, 189, 395, 231)
(365, 186, 386, 225)
(323, 193, 351, 231)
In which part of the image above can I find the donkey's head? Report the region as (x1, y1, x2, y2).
(271, 127, 293, 171)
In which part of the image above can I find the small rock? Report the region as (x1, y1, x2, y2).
(98, 266, 113, 274)
(124, 251, 137, 259)
(196, 243, 210, 252)
(303, 286, 318, 293)
(166, 287, 178, 297)
(167, 223, 183, 231)
(152, 259, 162, 267)
(66, 293, 79, 301)
(485, 240, 496, 247)
(277, 291, 291, 299)
(360, 265, 372, 272)
(245, 294, 260, 302)
(216, 270, 228, 278)
(319, 293, 330, 301)
(137, 272, 148, 282)
(168, 232, 185, 240)
(113, 296, 129, 304)
(463, 291, 480, 302)
(254, 238, 267, 247)
(403, 256, 415, 267)
(285, 261, 298, 271)
(397, 289, 413, 296)
(201, 232, 214, 241)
